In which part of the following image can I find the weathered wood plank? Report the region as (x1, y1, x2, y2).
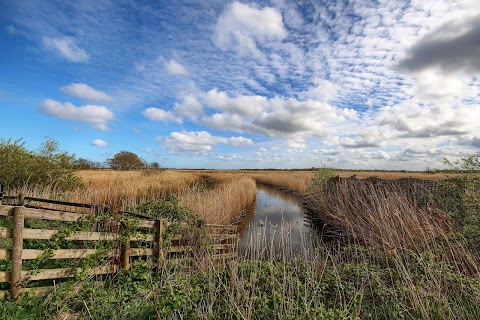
(23, 208, 87, 222)
(130, 248, 154, 256)
(125, 218, 155, 229)
(0, 248, 108, 260)
(0, 227, 119, 241)
(0, 249, 11, 260)
(0, 227, 10, 239)
(0, 265, 117, 282)
(0, 290, 7, 299)
(0, 206, 87, 222)
(0, 205, 15, 217)
(26, 249, 107, 260)
(167, 246, 194, 253)
(25, 197, 94, 208)
(1, 227, 154, 242)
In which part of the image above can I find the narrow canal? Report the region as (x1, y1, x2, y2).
(237, 184, 316, 259)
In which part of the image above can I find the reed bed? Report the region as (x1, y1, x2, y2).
(247, 171, 313, 194)
(178, 177, 256, 225)
(5, 170, 257, 225)
(306, 182, 454, 250)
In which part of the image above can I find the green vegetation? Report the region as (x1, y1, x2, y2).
(310, 165, 337, 189)
(0, 138, 81, 191)
(440, 155, 480, 252)
(2, 239, 479, 319)
(106, 151, 144, 170)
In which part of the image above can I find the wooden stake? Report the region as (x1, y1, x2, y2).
(120, 223, 130, 273)
(155, 219, 164, 273)
(11, 206, 25, 301)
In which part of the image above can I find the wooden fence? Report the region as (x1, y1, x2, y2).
(0, 194, 238, 300)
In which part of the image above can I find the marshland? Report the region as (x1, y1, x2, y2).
(1, 139, 479, 319)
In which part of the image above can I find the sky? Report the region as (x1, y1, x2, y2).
(0, 0, 479, 170)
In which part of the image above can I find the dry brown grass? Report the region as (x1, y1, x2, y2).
(306, 182, 453, 250)
(10, 170, 256, 225)
(178, 177, 256, 224)
(207, 169, 450, 196)
(77, 169, 203, 204)
(336, 170, 451, 180)
(245, 171, 313, 194)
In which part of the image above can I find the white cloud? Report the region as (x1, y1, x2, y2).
(313, 149, 344, 156)
(165, 59, 189, 75)
(201, 113, 245, 131)
(205, 89, 268, 116)
(213, 1, 286, 57)
(61, 83, 112, 102)
(250, 97, 355, 137)
(199, 89, 356, 138)
(172, 95, 203, 119)
(43, 36, 89, 62)
(412, 68, 467, 100)
(218, 154, 239, 161)
(303, 78, 338, 102)
(163, 131, 253, 155)
(375, 101, 480, 139)
(142, 95, 202, 124)
(142, 107, 179, 123)
(228, 136, 254, 146)
(91, 139, 108, 147)
(285, 137, 306, 150)
(40, 99, 113, 131)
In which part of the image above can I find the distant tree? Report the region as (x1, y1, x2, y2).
(74, 158, 103, 170)
(107, 151, 143, 170)
(149, 162, 161, 170)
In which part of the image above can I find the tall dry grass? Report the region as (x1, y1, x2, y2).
(306, 181, 453, 250)
(247, 171, 313, 194)
(178, 177, 256, 225)
(7, 170, 256, 225)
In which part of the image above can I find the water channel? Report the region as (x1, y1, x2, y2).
(236, 184, 317, 258)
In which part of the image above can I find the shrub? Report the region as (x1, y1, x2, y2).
(310, 165, 336, 190)
(0, 138, 81, 191)
(441, 155, 480, 253)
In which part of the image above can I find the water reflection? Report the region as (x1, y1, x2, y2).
(237, 184, 317, 258)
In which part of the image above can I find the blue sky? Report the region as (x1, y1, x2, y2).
(1, 0, 479, 169)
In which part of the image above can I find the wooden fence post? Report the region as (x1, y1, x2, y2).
(120, 222, 130, 273)
(155, 219, 164, 273)
(18, 193, 25, 206)
(11, 206, 25, 301)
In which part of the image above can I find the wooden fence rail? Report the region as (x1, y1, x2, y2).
(0, 194, 238, 300)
